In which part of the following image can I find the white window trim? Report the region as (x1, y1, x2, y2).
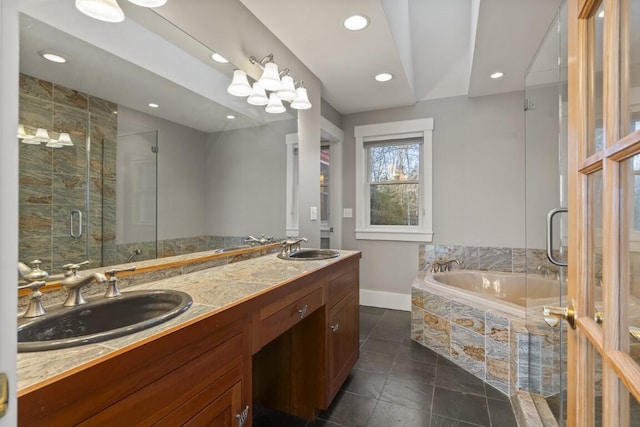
(354, 118, 434, 242)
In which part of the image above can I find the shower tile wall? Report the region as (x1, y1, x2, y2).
(19, 74, 116, 274)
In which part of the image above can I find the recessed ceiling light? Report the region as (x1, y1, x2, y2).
(597, 10, 604, 18)
(39, 51, 67, 64)
(148, 103, 159, 108)
(490, 71, 505, 79)
(374, 73, 393, 82)
(344, 14, 369, 31)
(211, 53, 229, 63)
(226, 115, 235, 120)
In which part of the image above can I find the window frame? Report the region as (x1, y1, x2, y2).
(354, 118, 434, 242)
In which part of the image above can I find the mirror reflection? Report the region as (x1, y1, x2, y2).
(18, 0, 297, 274)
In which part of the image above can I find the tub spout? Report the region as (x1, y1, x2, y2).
(431, 258, 460, 272)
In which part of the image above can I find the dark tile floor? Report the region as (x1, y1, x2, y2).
(253, 306, 519, 427)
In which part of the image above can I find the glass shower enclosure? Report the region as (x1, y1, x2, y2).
(525, 1, 569, 425)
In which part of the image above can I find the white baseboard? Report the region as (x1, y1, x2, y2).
(359, 289, 411, 311)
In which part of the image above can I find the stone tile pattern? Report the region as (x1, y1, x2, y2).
(19, 73, 117, 275)
(17, 244, 281, 313)
(19, 74, 263, 274)
(414, 243, 564, 398)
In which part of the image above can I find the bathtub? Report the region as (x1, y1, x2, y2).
(411, 269, 562, 396)
(418, 270, 559, 318)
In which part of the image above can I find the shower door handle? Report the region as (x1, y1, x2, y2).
(546, 208, 568, 267)
(70, 210, 83, 239)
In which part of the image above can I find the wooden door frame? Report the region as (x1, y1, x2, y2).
(568, 0, 640, 425)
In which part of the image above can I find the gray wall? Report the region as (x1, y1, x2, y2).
(525, 84, 562, 250)
(342, 91, 528, 299)
(118, 106, 208, 241)
(205, 119, 296, 239)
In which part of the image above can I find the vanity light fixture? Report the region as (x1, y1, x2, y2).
(490, 71, 505, 79)
(374, 73, 393, 82)
(18, 126, 75, 148)
(344, 14, 369, 31)
(226, 53, 312, 113)
(39, 51, 67, 64)
(76, 0, 167, 23)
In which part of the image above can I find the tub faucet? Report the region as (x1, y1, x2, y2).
(431, 258, 459, 273)
(60, 261, 107, 307)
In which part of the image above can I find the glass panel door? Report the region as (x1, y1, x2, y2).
(525, 1, 569, 423)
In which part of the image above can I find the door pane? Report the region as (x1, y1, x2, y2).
(590, 2, 606, 156)
(620, 0, 640, 137)
(591, 170, 604, 320)
(594, 349, 604, 427)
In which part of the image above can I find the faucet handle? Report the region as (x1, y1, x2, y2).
(62, 260, 90, 275)
(104, 266, 136, 298)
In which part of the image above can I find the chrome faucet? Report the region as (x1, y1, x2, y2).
(430, 258, 460, 273)
(60, 261, 107, 307)
(245, 234, 274, 246)
(281, 237, 308, 255)
(18, 260, 50, 318)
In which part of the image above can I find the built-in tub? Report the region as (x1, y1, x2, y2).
(424, 270, 559, 318)
(412, 270, 561, 396)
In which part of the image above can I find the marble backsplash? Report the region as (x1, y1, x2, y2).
(17, 243, 280, 314)
(419, 243, 565, 276)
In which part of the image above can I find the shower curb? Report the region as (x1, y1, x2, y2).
(512, 391, 559, 427)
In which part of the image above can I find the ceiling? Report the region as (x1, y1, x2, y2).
(239, 0, 564, 114)
(18, 0, 564, 132)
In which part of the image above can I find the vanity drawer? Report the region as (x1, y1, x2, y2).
(259, 286, 323, 346)
(328, 260, 358, 308)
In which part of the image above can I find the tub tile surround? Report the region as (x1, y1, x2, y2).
(413, 244, 565, 401)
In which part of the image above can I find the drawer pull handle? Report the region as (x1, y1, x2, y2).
(235, 405, 249, 427)
(298, 304, 308, 319)
(330, 323, 339, 332)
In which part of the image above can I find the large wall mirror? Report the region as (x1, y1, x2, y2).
(18, 0, 297, 274)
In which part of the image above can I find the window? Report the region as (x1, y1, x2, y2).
(355, 118, 433, 242)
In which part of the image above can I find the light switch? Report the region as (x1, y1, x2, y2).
(343, 208, 353, 218)
(310, 206, 318, 220)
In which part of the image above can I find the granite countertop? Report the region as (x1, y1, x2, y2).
(17, 250, 360, 392)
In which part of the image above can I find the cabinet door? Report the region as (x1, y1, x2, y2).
(183, 381, 244, 427)
(327, 292, 359, 402)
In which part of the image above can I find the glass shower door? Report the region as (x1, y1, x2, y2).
(524, 1, 569, 424)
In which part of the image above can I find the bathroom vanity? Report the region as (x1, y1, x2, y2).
(16, 250, 360, 426)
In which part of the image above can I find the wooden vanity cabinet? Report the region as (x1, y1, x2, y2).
(325, 257, 360, 405)
(18, 308, 253, 427)
(18, 253, 361, 426)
